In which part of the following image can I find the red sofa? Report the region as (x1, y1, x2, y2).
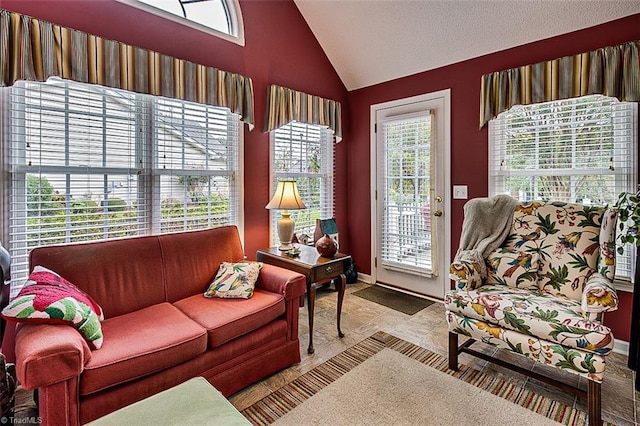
(11, 226, 306, 425)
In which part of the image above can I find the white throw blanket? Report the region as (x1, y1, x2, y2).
(455, 194, 518, 277)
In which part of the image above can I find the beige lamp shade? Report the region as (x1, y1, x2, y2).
(265, 180, 307, 210)
(266, 180, 306, 251)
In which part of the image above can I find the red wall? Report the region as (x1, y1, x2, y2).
(346, 14, 640, 341)
(0, 0, 349, 259)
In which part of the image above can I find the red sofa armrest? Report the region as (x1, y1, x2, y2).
(15, 323, 91, 389)
(256, 264, 306, 301)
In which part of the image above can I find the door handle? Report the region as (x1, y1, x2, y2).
(433, 210, 443, 217)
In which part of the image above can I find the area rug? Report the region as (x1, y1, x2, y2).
(242, 331, 599, 426)
(352, 285, 434, 315)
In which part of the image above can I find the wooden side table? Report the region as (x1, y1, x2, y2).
(257, 245, 351, 354)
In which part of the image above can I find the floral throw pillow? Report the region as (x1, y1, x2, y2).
(0, 266, 104, 349)
(204, 262, 262, 299)
(485, 248, 540, 290)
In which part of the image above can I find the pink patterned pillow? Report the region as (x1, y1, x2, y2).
(1, 266, 104, 349)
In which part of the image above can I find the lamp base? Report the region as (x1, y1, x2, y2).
(276, 211, 295, 252)
(278, 242, 294, 251)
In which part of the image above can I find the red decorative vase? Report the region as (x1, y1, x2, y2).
(316, 234, 338, 258)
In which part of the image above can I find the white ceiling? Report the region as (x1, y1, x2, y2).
(294, 0, 640, 91)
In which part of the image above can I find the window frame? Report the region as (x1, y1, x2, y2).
(0, 78, 244, 294)
(488, 94, 638, 288)
(115, 0, 245, 46)
(269, 121, 334, 246)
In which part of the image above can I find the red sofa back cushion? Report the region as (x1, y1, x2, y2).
(28, 226, 245, 318)
(159, 226, 245, 303)
(30, 235, 165, 318)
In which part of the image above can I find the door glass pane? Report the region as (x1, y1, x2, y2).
(381, 114, 433, 273)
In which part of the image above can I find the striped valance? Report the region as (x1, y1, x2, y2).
(479, 40, 640, 128)
(264, 84, 342, 142)
(0, 9, 255, 128)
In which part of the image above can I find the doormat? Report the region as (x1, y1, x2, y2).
(352, 285, 434, 315)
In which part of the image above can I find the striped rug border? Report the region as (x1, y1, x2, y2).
(241, 331, 597, 425)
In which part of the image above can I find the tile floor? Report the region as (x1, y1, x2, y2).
(228, 282, 637, 426)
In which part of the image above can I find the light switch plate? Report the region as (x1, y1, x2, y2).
(453, 185, 468, 199)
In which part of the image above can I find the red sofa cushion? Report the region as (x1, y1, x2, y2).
(80, 303, 207, 395)
(29, 235, 166, 318)
(173, 289, 285, 348)
(159, 227, 245, 303)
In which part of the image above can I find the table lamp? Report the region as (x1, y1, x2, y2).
(266, 180, 306, 251)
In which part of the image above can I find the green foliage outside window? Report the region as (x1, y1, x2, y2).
(499, 97, 617, 204)
(24, 175, 231, 246)
(160, 192, 230, 232)
(384, 118, 431, 206)
(26, 175, 65, 216)
(177, 175, 212, 202)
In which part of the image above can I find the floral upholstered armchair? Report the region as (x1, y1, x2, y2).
(446, 200, 618, 426)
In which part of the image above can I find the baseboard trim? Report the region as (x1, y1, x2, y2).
(357, 272, 372, 284)
(614, 338, 629, 356)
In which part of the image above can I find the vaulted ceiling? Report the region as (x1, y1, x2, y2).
(294, 0, 640, 91)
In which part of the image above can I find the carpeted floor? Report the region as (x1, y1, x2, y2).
(242, 331, 602, 426)
(271, 348, 558, 425)
(352, 285, 434, 315)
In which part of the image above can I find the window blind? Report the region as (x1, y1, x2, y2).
(489, 94, 638, 279)
(270, 121, 334, 244)
(3, 78, 241, 295)
(380, 113, 433, 274)
(154, 97, 240, 233)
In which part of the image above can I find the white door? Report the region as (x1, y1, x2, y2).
(371, 90, 450, 299)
